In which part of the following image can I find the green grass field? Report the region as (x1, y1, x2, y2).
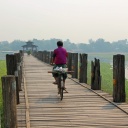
(0, 60, 6, 126)
(0, 60, 6, 105)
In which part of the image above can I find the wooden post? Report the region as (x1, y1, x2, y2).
(19, 50, 24, 57)
(67, 52, 72, 71)
(15, 63, 22, 92)
(75, 53, 78, 79)
(36, 51, 39, 59)
(71, 53, 75, 78)
(47, 51, 50, 64)
(91, 60, 95, 87)
(42, 51, 44, 62)
(6, 54, 20, 104)
(43, 51, 45, 62)
(39, 51, 41, 61)
(79, 53, 88, 83)
(15, 53, 22, 90)
(44, 51, 47, 63)
(46, 51, 48, 63)
(38, 51, 41, 60)
(41, 51, 43, 61)
(14, 53, 21, 63)
(46, 51, 49, 64)
(91, 58, 101, 90)
(1, 75, 17, 128)
(15, 77, 20, 104)
(6, 54, 21, 104)
(40, 51, 42, 60)
(6, 54, 16, 75)
(72, 53, 78, 78)
(50, 51, 53, 64)
(113, 54, 125, 102)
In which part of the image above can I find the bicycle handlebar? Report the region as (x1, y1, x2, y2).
(48, 71, 74, 73)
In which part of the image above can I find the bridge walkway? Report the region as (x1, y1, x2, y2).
(17, 54, 128, 128)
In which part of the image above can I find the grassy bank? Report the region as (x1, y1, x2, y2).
(0, 60, 6, 127)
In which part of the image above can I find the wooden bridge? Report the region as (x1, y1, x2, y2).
(15, 54, 128, 128)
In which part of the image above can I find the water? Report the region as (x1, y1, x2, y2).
(0, 51, 14, 60)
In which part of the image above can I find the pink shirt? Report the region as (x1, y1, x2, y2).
(53, 46, 68, 64)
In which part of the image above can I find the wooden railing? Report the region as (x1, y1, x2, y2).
(1, 50, 23, 128)
(32, 50, 126, 103)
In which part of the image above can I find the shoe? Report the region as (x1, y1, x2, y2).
(63, 87, 66, 90)
(53, 82, 57, 84)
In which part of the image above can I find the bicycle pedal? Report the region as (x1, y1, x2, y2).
(64, 89, 68, 93)
(58, 90, 60, 94)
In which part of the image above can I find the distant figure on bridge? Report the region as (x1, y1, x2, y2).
(51, 41, 68, 89)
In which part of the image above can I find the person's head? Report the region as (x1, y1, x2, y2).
(57, 41, 63, 47)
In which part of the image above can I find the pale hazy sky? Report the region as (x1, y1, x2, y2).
(0, 0, 128, 43)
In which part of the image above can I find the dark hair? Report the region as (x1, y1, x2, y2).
(57, 41, 63, 46)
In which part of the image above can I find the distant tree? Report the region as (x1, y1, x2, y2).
(0, 38, 128, 53)
(0, 41, 9, 51)
(10, 40, 25, 51)
(111, 39, 128, 52)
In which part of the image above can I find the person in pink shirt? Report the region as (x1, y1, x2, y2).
(51, 41, 68, 89)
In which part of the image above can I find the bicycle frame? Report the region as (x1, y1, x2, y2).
(57, 72, 65, 100)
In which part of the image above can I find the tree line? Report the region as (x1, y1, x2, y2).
(0, 38, 128, 53)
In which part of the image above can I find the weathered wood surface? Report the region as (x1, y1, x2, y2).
(17, 54, 128, 128)
(113, 54, 125, 102)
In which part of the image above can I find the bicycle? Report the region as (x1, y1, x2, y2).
(48, 67, 73, 100)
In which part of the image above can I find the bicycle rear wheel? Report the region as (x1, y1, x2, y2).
(60, 75, 64, 100)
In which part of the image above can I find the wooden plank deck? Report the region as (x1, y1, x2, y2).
(17, 54, 128, 128)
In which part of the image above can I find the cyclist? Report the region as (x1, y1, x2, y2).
(51, 40, 68, 89)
